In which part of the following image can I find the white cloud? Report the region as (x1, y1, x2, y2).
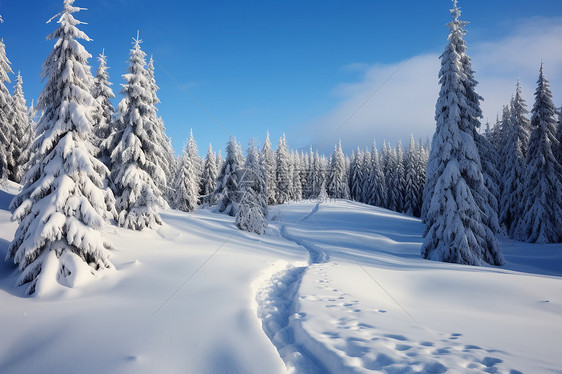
(293, 17, 562, 154)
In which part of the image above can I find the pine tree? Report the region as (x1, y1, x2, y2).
(327, 140, 350, 199)
(9, 73, 34, 183)
(395, 141, 406, 212)
(349, 150, 363, 202)
(146, 55, 175, 203)
(92, 50, 115, 166)
(290, 151, 303, 201)
(422, 1, 503, 266)
(499, 81, 531, 235)
(215, 136, 245, 216)
(110, 34, 166, 230)
(172, 141, 198, 212)
(275, 133, 292, 204)
(261, 131, 277, 204)
(201, 143, 218, 205)
(311, 150, 323, 198)
(8, 1, 115, 294)
(185, 129, 202, 201)
(514, 65, 562, 243)
(0, 33, 14, 180)
(366, 140, 386, 207)
(404, 136, 420, 217)
(236, 140, 268, 234)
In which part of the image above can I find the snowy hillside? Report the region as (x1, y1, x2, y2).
(0, 185, 561, 373)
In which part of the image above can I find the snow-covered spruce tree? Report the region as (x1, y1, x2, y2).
(327, 140, 350, 199)
(422, 0, 503, 266)
(9, 73, 34, 183)
(349, 150, 363, 202)
(275, 133, 292, 204)
(184, 129, 202, 202)
(499, 81, 531, 235)
(557, 108, 562, 165)
(92, 50, 115, 166)
(261, 131, 277, 204)
(395, 141, 406, 212)
(215, 136, 245, 216)
(0, 34, 14, 181)
(366, 140, 386, 207)
(7, 0, 116, 295)
(290, 151, 303, 201)
(404, 135, 420, 217)
(460, 19, 501, 236)
(236, 140, 268, 234)
(311, 150, 324, 198)
(200, 143, 218, 205)
(172, 140, 198, 212)
(359, 149, 371, 204)
(146, 55, 175, 204)
(514, 65, 562, 243)
(475, 132, 501, 233)
(110, 35, 166, 230)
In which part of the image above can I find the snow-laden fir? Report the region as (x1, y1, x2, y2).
(421, 0, 503, 266)
(7, 0, 116, 295)
(109, 34, 167, 230)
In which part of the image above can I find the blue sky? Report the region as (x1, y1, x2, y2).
(1, 0, 562, 155)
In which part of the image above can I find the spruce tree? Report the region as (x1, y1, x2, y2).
(514, 65, 562, 243)
(261, 131, 277, 204)
(499, 81, 531, 235)
(0, 33, 14, 180)
(146, 55, 175, 203)
(110, 35, 166, 230)
(201, 143, 218, 205)
(172, 141, 198, 213)
(349, 150, 363, 202)
(327, 140, 350, 199)
(8, 0, 115, 294)
(422, 0, 503, 266)
(9, 73, 34, 183)
(92, 50, 115, 166)
(215, 136, 245, 216)
(236, 140, 268, 234)
(366, 140, 386, 207)
(275, 134, 292, 204)
(404, 136, 420, 217)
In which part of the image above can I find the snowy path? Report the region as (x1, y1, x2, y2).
(255, 203, 333, 372)
(268, 201, 562, 373)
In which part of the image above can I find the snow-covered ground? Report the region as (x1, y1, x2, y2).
(1, 184, 561, 373)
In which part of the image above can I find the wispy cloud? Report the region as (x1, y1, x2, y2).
(294, 17, 562, 154)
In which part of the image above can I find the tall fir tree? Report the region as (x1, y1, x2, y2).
(404, 136, 421, 217)
(261, 131, 277, 205)
(327, 140, 350, 199)
(201, 143, 218, 205)
(275, 133, 293, 204)
(8, 0, 116, 294)
(92, 50, 115, 166)
(514, 65, 562, 243)
(172, 140, 198, 213)
(215, 136, 245, 216)
(366, 140, 386, 207)
(0, 33, 14, 180)
(110, 34, 166, 230)
(185, 129, 202, 201)
(9, 73, 34, 183)
(146, 55, 175, 203)
(236, 140, 268, 235)
(499, 81, 531, 235)
(421, 0, 503, 266)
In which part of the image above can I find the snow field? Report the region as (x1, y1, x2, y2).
(1, 190, 561, 373)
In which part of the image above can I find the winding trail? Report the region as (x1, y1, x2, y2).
(255, 203, 332, 373)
